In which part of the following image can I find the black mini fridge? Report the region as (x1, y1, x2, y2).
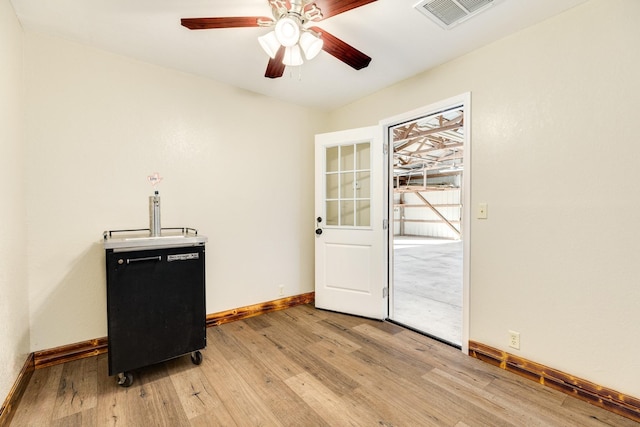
(103, 228, 207, 387)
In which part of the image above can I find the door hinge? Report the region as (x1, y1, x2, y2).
(383, 219, 388, 230)
(383, 143, 388, 155)
(383, 287, 388, 298)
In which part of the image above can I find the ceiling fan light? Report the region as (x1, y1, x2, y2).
(258, 31, 281, 58)
(274, 17, 300, 47)
(282, 45, 303, 66)
(299, 31, 323, 60)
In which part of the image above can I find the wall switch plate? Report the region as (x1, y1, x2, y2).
(477, 202, 488, 219)
(509, 330, 520, 350)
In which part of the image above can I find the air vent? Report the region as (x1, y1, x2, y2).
(414, 0, 503, 29)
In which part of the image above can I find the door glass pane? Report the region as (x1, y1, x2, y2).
(326, 201, 338, 226)
(340, 200, 354, 226)
(356, 143, 370, 170)
(340, 145, 354, 172)
(326, 174, 339, 199)
(356, 200, 371, 227)
(326, 146, 339, 173)
(340, 172, 354, 199)
(356, 171, 370, 199)
(324, 142, 371, 228)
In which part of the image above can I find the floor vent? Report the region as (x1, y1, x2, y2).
(414, 0, 503, 29)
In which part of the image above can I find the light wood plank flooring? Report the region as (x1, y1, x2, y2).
(9, 305, 638, 426)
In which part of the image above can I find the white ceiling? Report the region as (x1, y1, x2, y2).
(11, 0, 589, 111)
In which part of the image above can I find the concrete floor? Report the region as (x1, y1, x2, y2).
(391, 237, 463, 346)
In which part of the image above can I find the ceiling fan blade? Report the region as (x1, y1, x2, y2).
(309, 26, 371, 70)
(181, 17, 271, 30)
(312, 0, 377, 20)
(265, 46, 286, 79)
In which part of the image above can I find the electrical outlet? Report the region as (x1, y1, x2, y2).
(508, 330, 520, 350)
(278, 285, 284, 296)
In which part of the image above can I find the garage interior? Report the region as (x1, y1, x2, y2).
(390, 106, 464, 347)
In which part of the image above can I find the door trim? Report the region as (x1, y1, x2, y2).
(380, 92, 471, 354)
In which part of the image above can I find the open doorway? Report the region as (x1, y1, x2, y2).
(386, 100, 468, 348)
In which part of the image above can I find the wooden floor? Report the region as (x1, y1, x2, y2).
(9, 305, 638, 426)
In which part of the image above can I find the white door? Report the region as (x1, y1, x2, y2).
(314, 126, 387, 319)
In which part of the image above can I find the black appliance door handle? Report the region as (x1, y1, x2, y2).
(126, 256, 162, 264)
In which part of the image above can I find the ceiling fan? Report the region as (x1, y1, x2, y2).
(181, 0, 377, 78)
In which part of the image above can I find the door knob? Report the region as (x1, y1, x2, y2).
(315, 228, 323, 235)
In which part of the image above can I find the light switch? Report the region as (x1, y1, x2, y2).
(477, 202, 488, 219)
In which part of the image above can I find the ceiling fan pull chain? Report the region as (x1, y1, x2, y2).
(286, 66, 302, 81)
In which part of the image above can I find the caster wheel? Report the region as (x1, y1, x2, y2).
(191, 350, 203, 365)
(117, 372, 133, 387)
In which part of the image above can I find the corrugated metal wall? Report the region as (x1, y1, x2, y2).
(393, 185, 462, 240)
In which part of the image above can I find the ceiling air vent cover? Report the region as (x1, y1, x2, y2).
(414, 0, 503, 29)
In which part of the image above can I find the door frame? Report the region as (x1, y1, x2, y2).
(380, 92, 471, 354)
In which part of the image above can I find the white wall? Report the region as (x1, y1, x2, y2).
(328, 0, 640, 397)
(0, 1, 30, 401)
(24, 32, 326, 352)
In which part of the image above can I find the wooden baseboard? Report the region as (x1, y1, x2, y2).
(0, 353, 35, 427)
(29, 292, 315, 371)
(469, 341, 640, 423)
(206, 292, 315, 327)
(33, 337, 108, 370)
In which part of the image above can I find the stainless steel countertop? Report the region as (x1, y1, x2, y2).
(103, 228, 207, 251)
